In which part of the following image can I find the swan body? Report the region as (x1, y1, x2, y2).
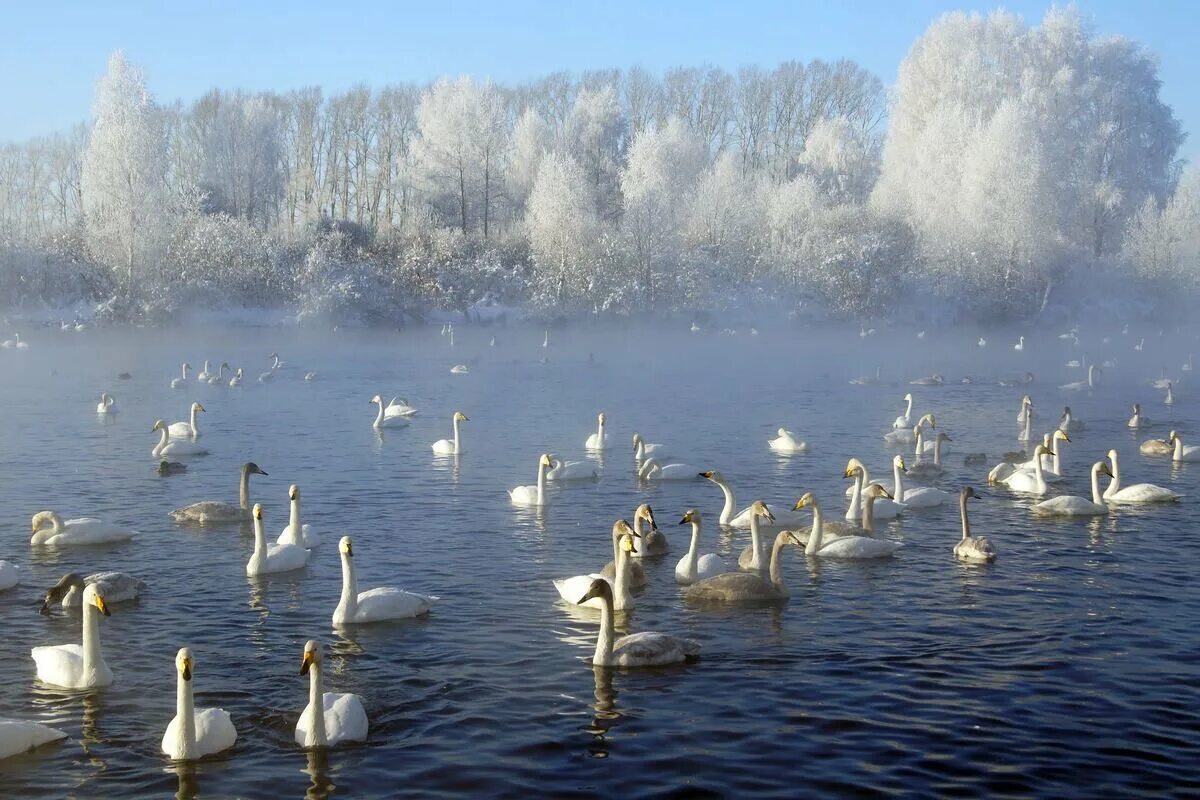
(796, 493, 901, 559)
(1001, 445, 1051, 495)
(162, 648, 237, 760)
(96, 393, 116, 414)
(370, 394, 411, 429)
(1058, 406, 1085, 433)
(170, 462, 267, 525)
(1140, 431, 1175, 456)
(675, 509, 723, 585)
(1103, 449, 1180, 503)
(386, 396, 418, 416)
(954, 487, 996, 562)
(909, 373, 944, 386)
(554, 522, 639, 611)
(0, 719, 68, 760)
(227, 368, 243, 387)
(31, 511, 135, 546)
(1060, 365, 1098, 391)
(689, 529, 802, 602)
(206, 362, 229, 385)
(152, 421, 209, 457)
(893, 456, 951, 507)
(638, 459, 700, 481)
(1032, 462, 1112, 516)
(196, 361, 212, 382)
(1014, 336, 1025, 352)
(0, 561, 19, 591)
(42, 571, 145, 610)
(585, 413, 610, 451)
(450, 364, 469, 374)
(884, 413, 935, 445)
(246, 505, 308, 576)
(892, 393, 914, 429)
(767, 428, 808, 454)
(31, 584, 112, 688)
(168, 402, 205, 439)
(1171, 433, 1200, 462)
(580, 579, 700, 667)
(277, 484, 319, 548)
(509, 454, 552, 507)
(1128, 403, 1151, 429)
(431, 411, 468, 454)
(332, 537, 436, 624)
(295, 641, 368, 748)
(546, 456, 598, 481)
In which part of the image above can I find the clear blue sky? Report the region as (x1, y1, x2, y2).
(0, 0, 1195, 160)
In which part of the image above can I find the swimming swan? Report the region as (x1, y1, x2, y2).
(846, 462, 906, 520)
(600, 506, 654, 586)
(686, 529, 803, 602)
(546, 455, 598, 481)
(0, 718, 68, 760)
(954, 487, 996, 562)
(431, 412, 468, 455)
(884, 413, 935, 445)
(907, 429, 951, 478)
(31, 584, 112, 688)
(332, 536, 436, 624)
(170, 462, 268, 525)
(675, 509, 723, 585)
(585, 413, 610, 451)
(509, 454, 553, 507)
(1140, 430, 1176, 456)
(892, 455, 952, 507)
(638, 458, 700, 481)
(699, 471, 806, 528)
(734, 501, 775, 578)
(168, 402, 205, 439)
(794, 493, 902, 559)
(41, 572, 145, 611)
(246, 504, 309, 576)
(196, 361, 213, 382)
(0, 561, 18, 592)
(1127, 403, 1151, 429)
(1032, 462, 1112, 516)
(96, 393, 116, 414)
(554, 522, 639, 610)
(152, 420, 209, 458)
(767, 428, 808, 453)
(1103, 449, 1180, 503)
(278, 484, 319, 548)
(1000, 445, 1051, 495)
(1170, 432, 1200, 462)
(170, 362, 191, 389)
(579, 578, 700, 667)
(161, 648, 237, 760)
(893, 393, 914, 429)
(370, 395, 411, 429)
(632, 433, 672, 461)
(206, 362, 230, 385)
(295, 641, 368, 748)
(31, 511, 135, 546)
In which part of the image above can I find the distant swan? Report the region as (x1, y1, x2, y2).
(1127, 403, 1151, 429)
(1060, 365, 1099, 391)
(431, 411, 468, 455)
(170, 462, 267, 525)
(246, 504, 308, 575)
(632, 433, 671, 460)
(585, 413, 609, 451)
(295, 641, 368, 748)
(1032, 461, 1112, 516)
(370, 395, 410, 429)
(909, 373, 944, 386)
(152, 420, 209, 457)
(170, 362, 191, 389)
(206, 362, 230, 385)
(892, 393, 914, 429)
(162, 648, 237, 760)
(1103, 448, 1180, 503)
(884, 413, 935, 445)
(892, 455, 952, 507)
(954, 487, 996, 562)
(767, 428, 808, 453)
(96, 393, 116, 414)
(332, 536, 436, 624)
(546, 455, 598, 481)
(227, 368, 244, 387)
(277, 484, 319, 548)
(510, 454, 552, 507)
(579, 579, 700, 667)
(31, 584, 112, 688)
(675, 509, 722, 585)
(31, 511, 135, 546)
(1000, 445, 1051, 495)
(196, 360, 212, 382)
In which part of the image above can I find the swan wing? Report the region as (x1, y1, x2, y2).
(193, 707, 237, 756)
(264, 543, 309, 572)
(170, 502, 243, 524)
(85, 572, 146, 602)
(508, 485, 539, 505)
(901, 487, 948, 508)
(817, 536, 901, 559)
(0, 719, 68, 759)
(1109, 484, 1180, 503)
(1032, 496, 1105, 516)
(553, 574, 609, 606)
(31, 644, 83, 686)
(354, 587, 434, 620)
(322, 692, 369, 745)
(695, 553, 724, 580)
(613, 632, 700, 667)
(166, 421, 193, 438)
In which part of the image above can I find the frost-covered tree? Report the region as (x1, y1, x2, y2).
(1124, 165, 1200, 284)
(563, 86, 625, 217)
(81, 51, 168, 299)
(526, 153, 598, 306)
(796, 116, 878, 204)
(506, 108, 549, 216)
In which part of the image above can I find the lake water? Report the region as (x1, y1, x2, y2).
(1, 321, 1198, 798)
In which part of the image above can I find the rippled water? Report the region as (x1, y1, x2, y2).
(1, 322, 1199, 798)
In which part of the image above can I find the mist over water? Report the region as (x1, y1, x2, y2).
(1, 321, 1199, 796)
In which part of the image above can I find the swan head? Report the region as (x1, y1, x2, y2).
(699, 470, 722, 483)
(243, 462, 268, 477)
(679, 508, 700, 525)
(339, 536, 353, 557)
(1094, 461, 1114, 478)
(961, 486, 979, 502)
(793, 492, 816, 512)
(865, 483, 893, 500)
(843, 458, 865, 479)
(1053, 430, 1070, 444)
(1133, 403, 1141, 413)
(191, 402, 206, 413)
(1033, 444, 1050, 458)
(289, 484, 300, 501)
(578, 577, 613, 605)
(598, 412, 606, 424)
(253, 503, 264, 522)
(221, 362, 230, 369)
(83, 584, 109, 617)
(1107, 448, 1120, 461)
(750, 500, 775, 523)
(612, 519, 638, 541)
(370, 394, 384, 405)
(40, 572, 85, 613)
(176, 648, 194, 681)
(454, 411, 469, 422)
(903, 392, 913, 402)
(1169, 430, 1179, 442)
(634, 504, 657, 531)
(619, 532, 638, 555)
(540, 454, 554, 468)
(300, 640, 322, 675)
(1022, 394, 1032, 406)
(631, 433, 643, 450)
(152, 419, 166, 432)
(182, 362, 191, 371)
(31, 510, 60, 533)
(894, 455, 906, 471)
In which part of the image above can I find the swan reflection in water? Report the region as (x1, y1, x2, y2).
(172, 761, 199, 800)
(584, 666, 621, 758)
(304, 748, 335, 800)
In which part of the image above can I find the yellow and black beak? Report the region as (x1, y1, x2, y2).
(843, 467, 856, 478)
(182, 657, 193, 681)
(300, 650, 315, 676)
(699, 471, 714, 479)
(94, 594, 110, 617)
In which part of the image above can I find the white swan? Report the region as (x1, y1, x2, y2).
(845, 462, 906, 520)
(510, 454, 552, 507)
(96, 393, 116, 414)
(170, 362, 191, 389)
(1016, 395, 1034, 425)
(168, 402, 205, 439)
(386, 396, 418, 416)
(1001, 445, 1051, 495)
(954, 487, 996, 562)
(585, 413, 609, 451)
(892, 456, 952, 507)
(1103, 449, 1180, 503)
(1128, 403, 1151, 429)
(450, 364, 469, 375)
(431, 411, 468, 455)
(246, 504, 308, 576)
(638, 458, 700, 481)
(41, 572, 145, 611)
(152, 420, 209, 457)
(553, 522, 638, 610)
(370, 394, 411, 429)
(228, 368, 244, 387)
(1171, 432, 1200, 462)
(161, 648, 237, 760)
(0, 719, 68, 760)
(734, 501, 775, 578)
(842, 457, 892, 497)
(892, 393, 914, 429)
(794, 493, 901, 559)
(31, 511, 135, 546)
(1140, 430, 1176, 456)
(546, 455, 598, 481)
(170, 462, 267, 524)
(599, 507, 653, 587)
(278, 484, 319, 548)
(1032, 461, 1112, 516)
(1015, 430, 1068, 483)
(1058, 406, 1085, 433)
(909, 373, 944, 386)
(1014, 335, 1025, 352)
(332, 536, 436, 624)
(632, 433, 671, 460)
(767, 428, 808, 454)
(206, 362, 230, 385)
(295, 641, 368, 748)
(196, 360, 213, 382)
(1165, 381, 1175, 406)
(579, 579, 700, 667)
(686, 529, 803, 602)
(884, 413, 935, 445)
(31, 584, 112, 688)
(699, 470, 806, 528)
(304, 371, 318, 382)
(1060, 365, 1099, 391)
(0, 560, 19, 591)
(675, 509, 723, 585)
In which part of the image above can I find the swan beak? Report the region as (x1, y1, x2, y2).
(1062, 433, 1071, 442)
(197, 404, 206, 412)
(94, 595, 110, 617)
(39, 595, 52, 615)
(883, 488, 894, 500)
(1100, 464, 1114, 477)
(299, 650, 315, 676)
(764, 509, 776, 523)
(843, 468, 855, 478)
(181, 657, 193, 681)
(678, 516, 689, 525)
(699, 471, 714, 479)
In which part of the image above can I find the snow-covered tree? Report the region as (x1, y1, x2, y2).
(526, 153, 598, 306)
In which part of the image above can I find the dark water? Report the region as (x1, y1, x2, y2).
(1, 322, 1198, 798)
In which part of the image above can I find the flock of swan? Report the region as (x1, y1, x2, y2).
(0, 323, 1194, 769)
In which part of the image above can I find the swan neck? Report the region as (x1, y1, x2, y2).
(593, 588, 615, 666)
(614, 539, 632, 610)
(748, 514, 764, 577)
(190, 406, 199, 433)
(894, 462, 904, 500)
(155, 426, 169, 455)
(1174, 436, 1183, 461)
(848, 471, 863, 520)
(82, 600, 103, 675)
(1022, 412, 1032, 441)
(934, 436, 943, 466)
(1091, 465, 1104, 505)
(862, 493, 875, 532)
(176, 669, 197, 759)
(716, 480, 735, 525)
(686, 521, 701, 573)
(252, 515, 267, 557)
(337, 552, 358, 617)
(289, 495, 301, 533)
(1106, 453, 1121, 496)
(959, 495, 971, 541)
(451, 416, 460, 453)
(536, 461, 546, 505)
(373, 401, 384, 428)
(307, 661, 328, 747)
(905, 396, 913, 417)
(239, 468, 253, 511)
(806, 502, 824, 555)
(768, 534, 788, 593)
